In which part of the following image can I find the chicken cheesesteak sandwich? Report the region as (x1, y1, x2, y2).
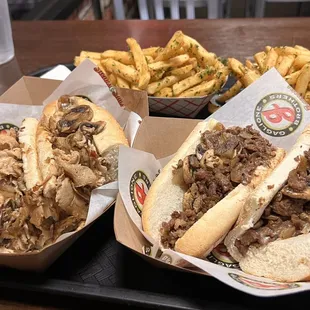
(225, 125, 310, 282)
(142, 119, 285, 258)
(0, 95, 128, 253)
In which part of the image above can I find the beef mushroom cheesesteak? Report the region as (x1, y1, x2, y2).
(142, 119, 285, 258)
(0, 95, 128, 253)
(225, 125, 310, 282)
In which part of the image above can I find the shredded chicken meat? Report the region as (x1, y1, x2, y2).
(160, 125, 277, 249)
(0, 95, 119, 253)
(236, 150, 310, 256)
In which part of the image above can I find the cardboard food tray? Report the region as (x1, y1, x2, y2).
(0, 77, 308, 309)
(0, 118, 306, 310)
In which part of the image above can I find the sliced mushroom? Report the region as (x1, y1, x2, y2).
(79, 121, 106, 136)
(200, 149, 222, 169)
(57, 95, 74, 111)
(182, 156, 195, 185)
(195, 144, 207, 160)
(57, 105, 94, 134)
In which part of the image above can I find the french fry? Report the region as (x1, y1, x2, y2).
(145, 56, 154, 64)
(295, 63, 310, 97)
(186, 57, 198, 68)
(74, 56, 100, 66)
(150, 69, 165, 82)
(214, 66, 230, 89)
(155, 31, 185, 62)
(98, 64, 108, 76)
(245, 59, 255, 70)
(148, 54, 190, 71)
(217, 80, 243, 103)
(183, 35, 217, 67)
(295, 45, 309, 51)
(276, 55, 295, 77)
(75, 56, 108, 77)
(127, 37, 150, 89)
(101, 48, 161, 65)
(240, 68, 261, 87)
(172, 68, 214, 96)
(292, 55, 310, 70)
(143, 47, 162, 58)
(80, 51, 101, 60)
(264, 48, 278, 73)
(214, 59, 225, 70)
(178, 79, 216, 97)
(254, 51, 266, 73)
(275, 56, 283, 69)
(147, 75, 180, 95)
(109, 73, 117, 85)
(265, 46, 272, 53)
(288, 64, 299, 75)
(228, 58, 246, 79)
(131, 85, 141, 90)
(284, 70, 301, 85)
(116, 76, 130, 89)
(101, 50, 134, 65)
(245, 59, 261, 75)
(305, 90, 310, 104)
(154, 87, 173, 97)
(169, 64, 193, 76)
(102, 59, 139, 84)
(274, 46, 300, 56)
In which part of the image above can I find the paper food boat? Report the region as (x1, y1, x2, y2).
(0, 60, 148, 271)
(115, 68, 310, 297)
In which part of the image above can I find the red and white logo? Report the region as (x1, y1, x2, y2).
(254, 93, 303, 137)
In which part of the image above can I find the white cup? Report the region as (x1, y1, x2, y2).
(0, 0, 14, 65)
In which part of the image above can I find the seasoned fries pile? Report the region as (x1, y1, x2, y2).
(74, 31, 229, 98)
(218, 45, 310, 104)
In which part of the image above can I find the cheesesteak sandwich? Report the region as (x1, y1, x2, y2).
(142, 119, 285, 258)
(0, 95, 128, 253)
(225, 125, 310, 282)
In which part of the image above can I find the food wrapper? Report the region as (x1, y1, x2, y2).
(117, 68, 310, 297)
(0, 59, 147, 271)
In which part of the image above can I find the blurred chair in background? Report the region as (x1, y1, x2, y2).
(253, 0, 310, 17)
(113, 0, 231, 20)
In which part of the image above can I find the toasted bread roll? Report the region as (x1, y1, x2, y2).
(225, 125, 310, 282)
(142, 119, 285, 258)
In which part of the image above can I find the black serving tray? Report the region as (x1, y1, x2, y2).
(0, 65, 306, 309)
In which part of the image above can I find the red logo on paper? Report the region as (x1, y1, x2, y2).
(0, 123, 19, 134)
(254, 93, 303, 137)
(262, 104, 295, 123)
(229, 273, 300, 290)
(129, 170, 151, 216)
(135, 183, 147, 206)
(206, 243, 239, 268)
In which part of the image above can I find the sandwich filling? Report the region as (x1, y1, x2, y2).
(0, 96, 120, 252)
(160, 125, 276, 249)
(236, 150, 310, 256)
